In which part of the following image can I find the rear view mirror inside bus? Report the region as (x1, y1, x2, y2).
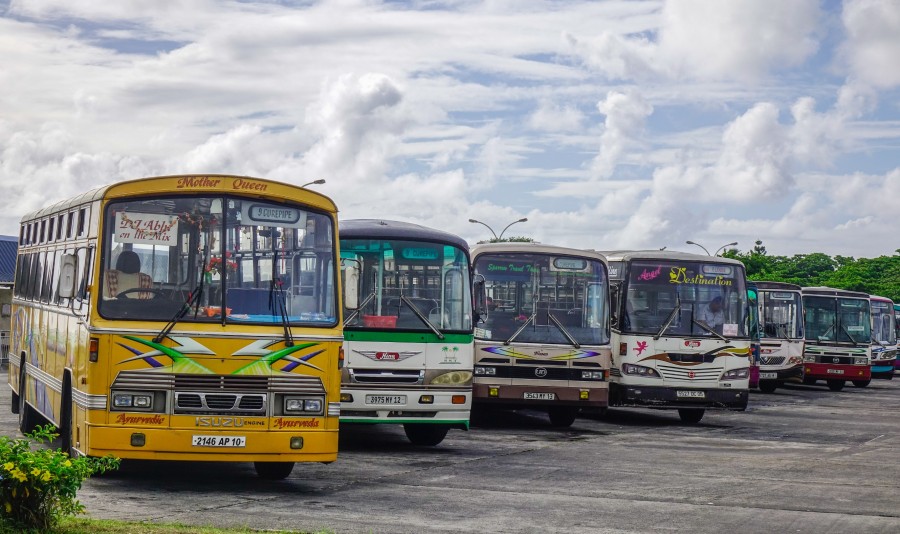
(58, 254, 77, 299)
(342, 259, 360, 310)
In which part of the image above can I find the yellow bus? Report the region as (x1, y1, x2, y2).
(8, 175, 345, 479)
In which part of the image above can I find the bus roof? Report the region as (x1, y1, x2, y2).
(340, 219, 469, 251)
(20, 174, 338, 223)
(471, 242, 607, 262)
(753, 281, 802, 291)
(870, 294, 895, 305)
(598, 249, 743, 266)
(801, 286, 870, 299)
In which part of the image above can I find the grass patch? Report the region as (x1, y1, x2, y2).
(0, 517, 331, 534)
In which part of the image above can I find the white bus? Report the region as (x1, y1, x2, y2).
(339, 220, 474, 446)
(755, 282, 805, 393)
(800, 287, 871, 391)
(470, 243, 611, 427)
(604, 251, 751, 424)
(869, 295, 897, 380)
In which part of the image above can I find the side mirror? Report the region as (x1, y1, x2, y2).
(58, 254, 77, 299)
(473, 277, 487, 321)
(342, 259, 360, 310)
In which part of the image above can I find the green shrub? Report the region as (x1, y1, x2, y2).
(0, 424, 119, 531)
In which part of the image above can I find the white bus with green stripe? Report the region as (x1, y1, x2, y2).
(339, 220, 474, 446)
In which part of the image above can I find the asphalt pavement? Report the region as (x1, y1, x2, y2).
(3, 368, 899, 533)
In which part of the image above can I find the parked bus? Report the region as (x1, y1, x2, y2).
(748, 283, 761, 389)
(9, 175, 345, 479)
(471, 243, 611, 427)
(755, 282, 804, 393)
(339, 220, 474, 446)
(895, 303, 900, 372)
(605, 251, 751, 424)
(869, 295, 897, 380)
(800, 287, 871, 391)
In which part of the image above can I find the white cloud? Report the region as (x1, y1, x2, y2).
(528, 100, 585, 132)
(840, 0, 900, 89)
(592, 89, 653, 178)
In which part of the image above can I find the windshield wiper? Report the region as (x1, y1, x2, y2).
(839, 324, 859, 346)
(548, 312, 580, 349)
(692, 318, 729, 342)
(776, 324, 793, 343)
(400, 295, 444, 340)
(654, 297, 681, 340)
(505, 311, 537, 346)
(343, 292, 376, 326)
(154, 285, 203, 344)
(268, 244, 294, 347)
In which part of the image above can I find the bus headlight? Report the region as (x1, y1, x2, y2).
(112, 392, 156, 411)
(721, 368, 749, 380)
(431, 371, 473, 385)
(854, 357, 868, 365)
(285, 397, 324, 414)
(622, 363, 660, 378)
(474, 367, 496, 376)
(580, 371, 605, 380)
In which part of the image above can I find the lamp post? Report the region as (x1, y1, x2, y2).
(686, 240, 738, 256)
(468, 217, 528, 240)
(714, 242, 738, 256)
(301, 179, 326, 188)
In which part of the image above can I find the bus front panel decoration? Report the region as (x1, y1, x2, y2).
(869, 295, 897, 380)
(800, 287, 872, 391)
(605, 251, 751, 424)
(8, 175, 344, 480)
(339, 220, 474, 446)
(755, 282, 805, 394)
(470, 244, 612, 428)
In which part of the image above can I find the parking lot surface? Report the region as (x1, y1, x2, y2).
(3, 371, 900, 533)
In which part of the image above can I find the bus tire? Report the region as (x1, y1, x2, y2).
(59, 372, 74, 457)
(802, 377, 817, 385)
(548, 407, 577, 428)
(826, 379, 845, 392)
(403, 424, 450, 446)
(852, 379, 871, 388)
(18, 365, 38, 435)
(253, 462, 294, 480)
(678, 408, 705, 424)
(758, 382, 778, 394)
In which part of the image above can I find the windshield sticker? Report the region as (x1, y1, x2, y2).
(723, 323, 738, 336)
(637, 266, 662, 281)
(115, 212, 178, 246)
(669, 266, 734, 286)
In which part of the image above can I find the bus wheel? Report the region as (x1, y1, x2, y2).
(852, 379, 871, 388)
(758, 382, 778, 394)
(18, 368, 38, 434)
(802, 377, 817, 385)
(826, 379, 845, 392)
(677, 408, 705, 424)
(548, 407, 577, 428)
(254, 462, 294, 480)
(403, 424, 450, 446)
(59, 372, 74, 457)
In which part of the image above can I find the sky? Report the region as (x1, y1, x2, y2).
(1, 0, 898, 258)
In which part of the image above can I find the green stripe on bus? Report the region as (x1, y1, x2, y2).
(343, 331, 473, 344)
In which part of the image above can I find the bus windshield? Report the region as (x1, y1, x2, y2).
(99, 195, 337, 325)
(622, 261, 748, 338)
(474, 253, 609, 346)
(759, 290, 802, 340)
(342, 239, 471, 332)
(872, 301, 897, 345)
(804, 296, 871, 345)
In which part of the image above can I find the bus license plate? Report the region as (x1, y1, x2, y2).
(759, 372, 778, 379)
(192, 435, 246, 447)
(676, 390, 705, 398)
(365, 395, 406, 405)
(827, 369, 844, 374)
(524, 392, 555, 400)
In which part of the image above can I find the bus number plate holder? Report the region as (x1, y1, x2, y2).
(826, 369, 844, 374)
(192, 435, 246, 447)
(676, 390, 705, 398)
(524, 393, 555, 400)
(365, 395, 406, 405)
(759, 372, 778, 379)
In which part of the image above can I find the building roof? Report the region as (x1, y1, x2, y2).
(0, 235, 17, 285)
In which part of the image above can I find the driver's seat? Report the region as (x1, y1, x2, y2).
(105, 251, 154, 299)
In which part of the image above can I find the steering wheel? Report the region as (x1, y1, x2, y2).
(116, 288, 167, 299)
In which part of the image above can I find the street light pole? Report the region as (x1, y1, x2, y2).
(468, 219, 498, 240)
(498, 218, 528, 239)
(301, 179, 326, 188)
(714, 242, 738, 256)
(685, 241, 710, 256)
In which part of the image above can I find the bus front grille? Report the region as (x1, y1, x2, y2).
(656, 364, 721, 382)
(760, 356, 786, 365)
(174, 392, 266, 415)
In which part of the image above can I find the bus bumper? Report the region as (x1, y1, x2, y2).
(84, 426, 338, 463)
(473, 383, 608, 408)
(871, 362, 896, 379)
(610, 384, 748, 411)
(758, 364, 802, 383)
(339, 387, 471, 428)
(803, 363, 870, 381)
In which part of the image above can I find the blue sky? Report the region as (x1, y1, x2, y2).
(1, 0, 898, 257)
